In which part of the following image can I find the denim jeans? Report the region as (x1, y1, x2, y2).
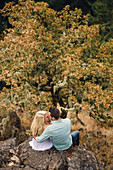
(71, 131, 79, 147)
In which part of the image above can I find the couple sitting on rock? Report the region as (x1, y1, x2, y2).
(29, 108, 79, 151)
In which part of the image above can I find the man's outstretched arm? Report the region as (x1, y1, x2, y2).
(33, 126, 51, 143)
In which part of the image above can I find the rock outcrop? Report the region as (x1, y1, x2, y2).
(0, 137, 105, 170)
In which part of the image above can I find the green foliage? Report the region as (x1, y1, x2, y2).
(88, 0, 113, 40)
(0, 0, 113, 120)
(0, 110, 21, 140)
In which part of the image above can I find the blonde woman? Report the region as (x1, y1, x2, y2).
(29, 111, 53, 151)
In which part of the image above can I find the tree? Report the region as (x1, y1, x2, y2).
(1, 0, 113, 41)
(0, 0, 113, 121)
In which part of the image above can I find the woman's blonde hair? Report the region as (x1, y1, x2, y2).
(31, 111, 46, 136)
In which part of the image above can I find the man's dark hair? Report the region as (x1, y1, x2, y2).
(49, 107, 60, 120)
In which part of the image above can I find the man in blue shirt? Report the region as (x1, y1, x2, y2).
(33, 108, 79, 150)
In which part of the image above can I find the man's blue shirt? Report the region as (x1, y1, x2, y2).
(36, 118, 72, 150)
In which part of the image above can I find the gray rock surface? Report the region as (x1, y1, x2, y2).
(68, 145, 104, 170)
(0, 137, 105, 170)
(0, 138, 17, 168)
(17, 137, 67, 170)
